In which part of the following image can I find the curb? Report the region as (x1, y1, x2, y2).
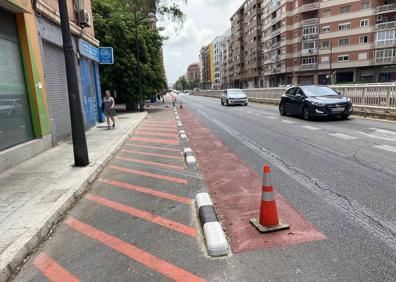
(196, 193, 230, 257)
(0, 112, 148, 282)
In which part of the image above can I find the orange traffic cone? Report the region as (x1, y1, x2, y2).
(250, 164, 290, 233)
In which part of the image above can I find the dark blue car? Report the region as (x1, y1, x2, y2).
(279, 85, 353, 120)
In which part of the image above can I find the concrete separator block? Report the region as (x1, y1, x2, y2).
(186, 155, 196, 165)
(183, 147, 192, 154)
(196, 193, 213, 208)
(203, 222, 229, 257)
(180, 134, 188, 140)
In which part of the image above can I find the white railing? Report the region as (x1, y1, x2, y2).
(300, 63, 318, 70)
(374, 56, 396, 64)
(374, 39, 396, 47)
(376, 3, 396, 13)
(301, 48, 318, 56)
(300, 2, 319, 12)
(301, 18, 319, 27)
(193, 85, 396, 109)
(375, 21, 396, 30)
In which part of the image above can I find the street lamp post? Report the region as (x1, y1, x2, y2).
(58, 0, 89, 166)
(133, 7, 157, 112)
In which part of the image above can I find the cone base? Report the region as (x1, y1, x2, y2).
(250, 218, 290, 234)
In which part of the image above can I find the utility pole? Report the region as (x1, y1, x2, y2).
(58, 0, 89, 166)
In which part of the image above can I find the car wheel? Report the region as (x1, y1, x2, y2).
(341, 115, 349, 120)
(226, 99, 229, 106)
(303, 106, 311, 120)
(221, 99, 224, 106)
(244, 102, 248, 106)
(279, 103, 286, 116)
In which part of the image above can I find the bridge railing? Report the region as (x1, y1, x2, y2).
(193, 85, 396, 109)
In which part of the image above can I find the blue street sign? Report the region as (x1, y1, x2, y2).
(99, 47, 114, 64)
(79, 39, 99, 62)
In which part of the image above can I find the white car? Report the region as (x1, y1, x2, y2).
(221, 89, 248, 106)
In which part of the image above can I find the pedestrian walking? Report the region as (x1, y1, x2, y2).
(103, 90, 116, 129)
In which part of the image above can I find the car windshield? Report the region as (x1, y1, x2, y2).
(227, 89, 245, 96)
(302, 86, 339, 97)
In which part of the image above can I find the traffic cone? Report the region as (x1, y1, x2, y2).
(250, 165, 290, 233)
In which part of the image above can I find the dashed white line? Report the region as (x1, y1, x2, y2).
(254, 113, 261, 116)
(281, 120, 296, 124)
(247, 111, 253, 114)
(265, 116, 276, 119)
(374, 145, 396, 153)
(301, 125, 320, 130)
(330, 133, 358, 140)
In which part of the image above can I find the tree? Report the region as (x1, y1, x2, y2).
(174, 75, 189, 90)
(92, 0, 185, 110)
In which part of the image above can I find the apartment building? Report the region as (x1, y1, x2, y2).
(221, 30, 232, 89)
(186, 63, 201, 88)
(260, 0, 396, 87)
(199, 44, 215, 89)
(213, 35, 225, 89)
(229, 0, 263, 88)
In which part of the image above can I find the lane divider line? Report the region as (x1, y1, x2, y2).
(329, 133, 358, 140)
(374, 144, 396, 153)
(65, 218, 206, 282)
(98, 178, 192, 204)
(85, 194, 196, 237)
(130, 137, 180, 145)
(33, 252, 80, 282)
(109, 165, 188, 184)
(126, 144, 180, 152)
(195, 193, 229, 257)
(115, 156, 185, 171)
(121, 149, 182, 160)
(301, 125, 320, 131)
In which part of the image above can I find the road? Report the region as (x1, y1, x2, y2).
(11, 99, 396, 281)
(179, 95, 396, 280)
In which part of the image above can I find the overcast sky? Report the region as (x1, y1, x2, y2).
(160, 0, 242, 85)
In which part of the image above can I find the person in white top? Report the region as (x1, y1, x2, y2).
(103, 90, 116, 129)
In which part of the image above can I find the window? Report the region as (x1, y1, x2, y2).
(340, 5, 351, 14)
(322, 41, 329, 48)
(339, 23, 351, 31)
(360, 19, 369, 27)
(323, 9, 331, 17)
(321, 56, 329, 63)
(303, 41, 317, 49)
(361, 2, 370, 9)
(358, 52, 367, 60)
(302, 56, 317, 64)
(323, 26, 330, 33)
(286, 87, 296, 95)
(339, 38, 350, 46)
(360, 35, 368, 44)
(303, 26, 318, 35)
(338, 55, 349, 62)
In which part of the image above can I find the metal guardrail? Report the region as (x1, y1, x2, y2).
(194, 85, 396, 109)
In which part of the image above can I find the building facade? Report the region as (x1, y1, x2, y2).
(199, 44, 215, 89)
(223, 0, 396, 88)
(186, 63, 201, 89)
(0, 0, 103, 172)
(221, 29, 232, 89)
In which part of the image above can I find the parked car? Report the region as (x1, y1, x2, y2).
(279, 85, 353, 120)
(221, 89, 248, 106)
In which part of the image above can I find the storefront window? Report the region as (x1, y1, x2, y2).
(0, 38, 34, 151)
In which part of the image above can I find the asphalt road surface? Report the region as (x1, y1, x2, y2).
(12, 100, 396, 281)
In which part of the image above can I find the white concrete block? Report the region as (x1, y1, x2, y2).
(203, 222, 229, 257)
(183, 147, 192, 154)
(180, 134, 187, 140)
(186, 155, 196, 165)
(195, 192, 213, 208)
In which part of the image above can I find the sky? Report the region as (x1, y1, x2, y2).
(160, 0, 243, 85)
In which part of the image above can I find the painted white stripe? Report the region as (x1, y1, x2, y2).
(301, 125, 320, 130)
(330, 133, 358, 140)
(265, 116, 276, 120)
(281, 120, 296, 124)
(247, 111, 253, 114)
(254, 113, 261, 116)
(374, 145, 396, 153)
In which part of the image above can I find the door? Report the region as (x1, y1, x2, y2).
(80, 58, 96, 128)
(290, 87, 305, 114)
(42, 42, 71, 142)
(283, 87, 296, 114)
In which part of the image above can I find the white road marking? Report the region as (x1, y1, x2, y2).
(281, 120, 296, 124)
(265, 116, 275, 119)
(254, 113, 261, 116)
(374, 145, 396, 153)
(301, 125, 320, 130)
(247, 111, 253, 114)
(330, 133, 358, 140)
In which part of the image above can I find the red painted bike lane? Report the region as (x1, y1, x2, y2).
(179, 107, 326, 253)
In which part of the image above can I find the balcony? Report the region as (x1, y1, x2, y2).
(300, 63, 318, 70)
(375, 21, 396, 30)
(271, 41, 281, 49)
(376, 3, 396, 14)
(375, 39, 396, 47)
(301, 18, 319, 27)
(374, 56, 396, 64)
(301, 48, 318, 56)
(271, 28, 282, 37)
(269, 16, 282, 26)
(300, 2, 319, 13)
(271, 54, 281, 61)
(301, 33, 318, 41)
(269, 0, 281, 14)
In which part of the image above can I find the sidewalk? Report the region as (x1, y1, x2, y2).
(0, 111, 147, 281)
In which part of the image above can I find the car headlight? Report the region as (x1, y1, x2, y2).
(310, 101, 324, 106)
(347, 98, 352, 103)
